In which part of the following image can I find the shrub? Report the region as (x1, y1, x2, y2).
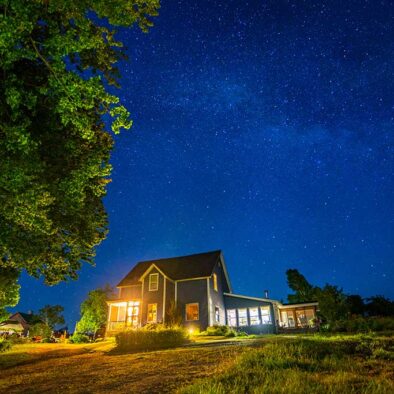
(328, 316, 394, 333)
(0, 338, 12, 352)
(8, 333, 27, 344)
(29, 322, 52, 339)
(206, 325, 232, 336)
(69, 333, 90, 343)
(115, 325, 189, 351)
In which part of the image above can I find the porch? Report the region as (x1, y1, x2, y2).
(107, 300, 140, 333)
(277, 302, 319, 330)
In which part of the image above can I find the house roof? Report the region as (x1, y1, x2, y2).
(117, 250, 223, 287)
(10, 312, 38, 325)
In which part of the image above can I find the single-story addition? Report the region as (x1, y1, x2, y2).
(107, 250, 318, 335)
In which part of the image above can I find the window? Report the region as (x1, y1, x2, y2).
(147, 303, 157, 323)
(149, 273, 159, 291)
(227, 309, 237, 327)
(260, 306, 272, 324)
(213, 273, 218, 291)
(186, 303, 199, 321)
(118, 304, 126, 322)
(126, 301, 139, 327)
(238, 308, 248, 326)
(249, 307, 260, 325)
(215, 306, 220, 323)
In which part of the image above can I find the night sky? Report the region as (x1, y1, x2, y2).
(15, 0, 393, 328)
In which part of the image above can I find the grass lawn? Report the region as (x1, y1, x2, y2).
(0, 334, 393, 393)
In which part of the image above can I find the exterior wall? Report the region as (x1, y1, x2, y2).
(165, 279, 175, 320)
(176, 279, 209, 330)
(119, 285, 142, 299)
(208, 263, 226, 326)
(224, 295, 276, 334)
(141, 267, 165, 324)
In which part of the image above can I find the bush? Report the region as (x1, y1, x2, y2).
(8, 333, 28, 344)
(29, 322, 52, 339)
(69, 333, 90, 343)
(0, 338, 12, 352)
(328, 316, 394, 333)
(115, 325, 189, 351)
(206, 325, 232, 336)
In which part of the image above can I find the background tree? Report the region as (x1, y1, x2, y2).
(316, 284, 348, 323)
(365, 296, 394, 317)
(0, 1, 159, 302)
(76, 285, 114, 338)
(286, 269, 317, 303)
(29, 322, 52, 340)
(38, 304, 65, 329)
(345, 294, 365, 316)
(0, 267, 20, 321)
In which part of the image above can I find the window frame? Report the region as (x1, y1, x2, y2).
(185, 303, 199, 321)
(214, 306, 220, 323)
(238, 308, 248, 326)
(147, 303, 158, 323)
(260, 306, 272, 324)
(227, 309, 237, 327)
(249, 307, 260, 325)
(213, 273, 218, 292)
(148, 273, 159, 291)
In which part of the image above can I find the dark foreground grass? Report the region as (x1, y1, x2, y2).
(179, 335, 394, 394)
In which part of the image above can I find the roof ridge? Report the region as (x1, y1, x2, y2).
(138, 250, 222, 264)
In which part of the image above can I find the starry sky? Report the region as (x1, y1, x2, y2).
(15, 0, 393, 328)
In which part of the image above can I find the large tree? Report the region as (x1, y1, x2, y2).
(0, 267, 20, 321)
(286, 269, 316, 303)
(76, 285, 114, 337)
(0, 1, 159, 302)
(38, 304, 65, 329)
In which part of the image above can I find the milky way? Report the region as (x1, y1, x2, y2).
(17, 0, 393, 326)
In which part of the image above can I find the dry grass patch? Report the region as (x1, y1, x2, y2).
(0, 341, 245, 393)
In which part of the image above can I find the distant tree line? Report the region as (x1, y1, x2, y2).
(286, 269, 394, 329)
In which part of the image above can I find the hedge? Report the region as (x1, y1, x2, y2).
(115, 326, 189, 351)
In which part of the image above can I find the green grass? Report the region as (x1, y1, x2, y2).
(179, 334, 394, 394)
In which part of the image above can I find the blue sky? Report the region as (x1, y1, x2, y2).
(17, 0, 393, 327)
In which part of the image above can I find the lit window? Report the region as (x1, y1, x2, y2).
(260, 306, 272, 324)
(249, 307, 260, 325)
(238, 308, 248, 326)
(213, 273, 218, 291)
(118, 304, 126, 322)
(227, 309, 237, 327)
(149, 273, 159, 291)
(186, 303, 199, 321)
(126, 301, 139, 327)
(147, 303, 157, 323)
(215, 306, 220, 323)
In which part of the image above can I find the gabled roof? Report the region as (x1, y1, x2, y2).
(117, 250, 224, 287)
(10, 312, 39, 325)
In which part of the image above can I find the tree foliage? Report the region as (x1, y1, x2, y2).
(365, 296, 394, 317)
(38, 304, 65, 329)
(76, 285, 114, 336)
(0, 267, 20, 321)
(0, 1, 159, 289)
(286, 269, 316, 303)
(286, 269, 347, 323)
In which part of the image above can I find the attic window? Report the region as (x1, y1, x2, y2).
(149, 273, 159, 291)
(213, 273, 218, 291)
